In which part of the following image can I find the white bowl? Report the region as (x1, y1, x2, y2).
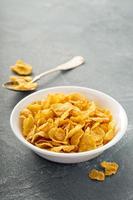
(10, 86, 128, 164)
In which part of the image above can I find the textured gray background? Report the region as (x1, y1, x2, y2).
(0, 0, 133, 200)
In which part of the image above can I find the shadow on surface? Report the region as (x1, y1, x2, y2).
(23, 152, 99, 200)
(9, 91, 34, 108)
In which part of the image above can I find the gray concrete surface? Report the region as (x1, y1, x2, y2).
(0, 0, 133, 199)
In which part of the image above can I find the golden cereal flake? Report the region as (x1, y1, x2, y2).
(100, 161, 119, 176)
(88, 169, 105, 181)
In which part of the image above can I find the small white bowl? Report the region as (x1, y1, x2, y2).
(10, 86, 128, 163)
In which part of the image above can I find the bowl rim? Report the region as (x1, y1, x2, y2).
(10, 86, 128, 158)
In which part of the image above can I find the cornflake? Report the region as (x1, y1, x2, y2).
(100, 161, 119, 176)
(88, 169, 105, 181)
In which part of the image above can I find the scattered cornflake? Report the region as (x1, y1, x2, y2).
(100, 161, 119, 176)
(88, 169, 105, 181)
(11, 60, 32, 75)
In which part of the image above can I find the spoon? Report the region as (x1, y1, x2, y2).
(2, 56, 85, 92)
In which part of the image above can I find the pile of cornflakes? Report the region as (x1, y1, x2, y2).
(9, 76, 38, 91)
(20, 93, 116, 153)
(88, 161, 119, 181)
(11, 60, 32, 75)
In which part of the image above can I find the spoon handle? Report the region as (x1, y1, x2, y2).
(32, 68, 59, 82)
(32, 56, 85, 83)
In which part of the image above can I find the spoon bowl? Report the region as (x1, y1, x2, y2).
(2, 82, 36, 92)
